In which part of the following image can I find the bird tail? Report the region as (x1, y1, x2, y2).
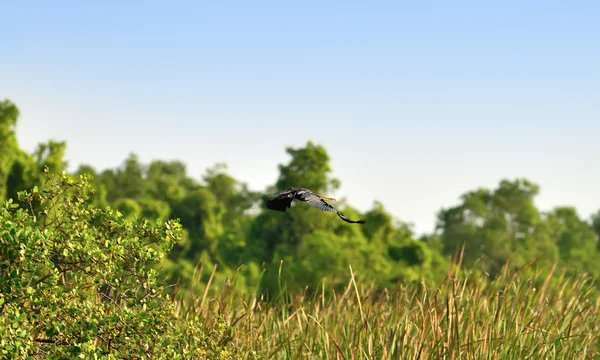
(337, 211, 365, 224)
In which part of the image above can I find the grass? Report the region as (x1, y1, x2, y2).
(174, 261, 600, 359)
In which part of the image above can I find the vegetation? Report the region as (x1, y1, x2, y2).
(1, 97, 600, 358)
(186, 261, 600, 359)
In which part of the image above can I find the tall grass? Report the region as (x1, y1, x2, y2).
(174, 260, 600, 359)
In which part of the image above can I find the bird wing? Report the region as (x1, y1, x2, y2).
(266, 196, 293, 212)
(264, 188, 296, 197)
(303, 193, 337, 212)
(304, 192, 366, 224)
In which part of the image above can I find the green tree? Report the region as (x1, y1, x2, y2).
(544, 207, 599, 277)
(276, 229, 369, 293)
(249, 142, 372, 293)
(146, 159, 195, 206)
(436, 179, 557, 276)
(249, 142, 343, 263)
(172, 187, 224, 262)
(6, 150, 38, 206)
(114, 197, 143, 219)
(361, 201, 450, 285)
(0, 99, 41, 208)
(202, 163, 259, 267)
(0, 170, 240, 358)
(33, 140, 68, 173)
(274, 141, 340, 193)
(591, 210, 600, 250)
(100, 153, 147, 203)
(0, 99, 23, 202)
(74, 164, 109, 208)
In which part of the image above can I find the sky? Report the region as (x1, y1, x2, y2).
(2, 1, 599, 235)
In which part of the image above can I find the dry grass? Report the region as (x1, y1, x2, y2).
(174, 261, 600, 359)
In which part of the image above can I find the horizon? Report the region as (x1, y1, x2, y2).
(3, 1, 599, 235)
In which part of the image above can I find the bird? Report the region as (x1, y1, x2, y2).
(264, 187, 365, 224)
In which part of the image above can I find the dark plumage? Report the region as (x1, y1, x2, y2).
(264, 187, 365, 224)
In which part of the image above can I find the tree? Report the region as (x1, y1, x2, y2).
(0, 99, 42, 209)
(146, 159, 195, 205)
(249, 142, 345, 262)
(360, 201, 450, 286)
(73, 164, 109, 208)
(274, 141, 340, 194)
(436, 179, 557, 276)
(33, 140, 68, 173)
(171, 187, 224, 262)
(544, 207, 599, 277)
(591, 210, 600, 251)
(248, 142, 375, 293)
(0, 170, 241, 358)
(0, 99, 23, 202)
(5, 150, 38, 206)
(100, 153, 147, 203)
(202, 163, 260, 268)
(276, 229, 370, 293)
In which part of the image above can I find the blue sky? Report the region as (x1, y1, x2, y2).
(2, 1, 599, 234)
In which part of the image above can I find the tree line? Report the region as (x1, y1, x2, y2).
(2, 98, 600, 295)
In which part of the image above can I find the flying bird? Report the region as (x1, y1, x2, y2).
(264, 187, 365, 224)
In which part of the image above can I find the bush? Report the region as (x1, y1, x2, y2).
(0, 169, 240, 359)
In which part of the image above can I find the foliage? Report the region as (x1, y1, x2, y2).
(435, 179, 600, 279)
(178, 262, 600, 359)
(2, 96, 600, 358)
(0, 170, 242, 358)
(2, 97, 600, 358)
(0, 99, 35, 204)
(274, 141, 340, 194)
(3, 93, 600, 295)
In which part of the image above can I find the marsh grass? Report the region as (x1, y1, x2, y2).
(174, 260, 600, 359)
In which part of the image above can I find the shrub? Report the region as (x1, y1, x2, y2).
(0, 169, 239, 359)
